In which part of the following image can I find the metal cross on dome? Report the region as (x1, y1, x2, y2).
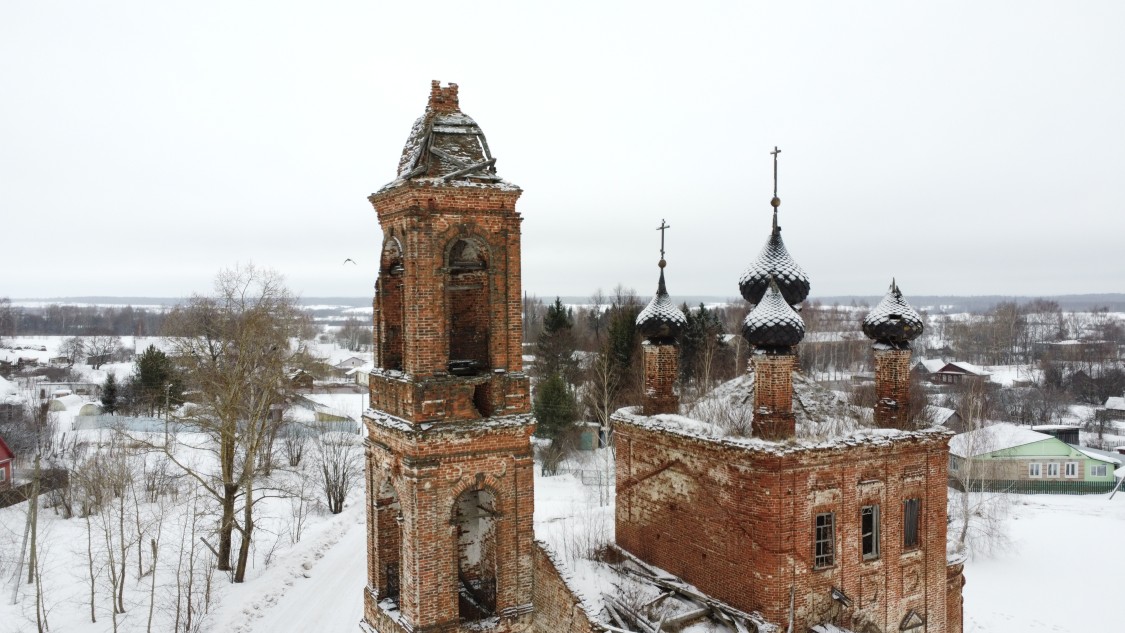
(656, 219, 670, 260)
(771, 146, 781, 199)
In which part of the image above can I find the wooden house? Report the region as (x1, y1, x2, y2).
(949, 423, 1120, 494)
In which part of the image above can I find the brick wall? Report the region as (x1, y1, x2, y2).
(369, 184, 525, 383)
(751, 353, 796, 439)
(874, 348, 912, 430)
(364, 413, 537, 633)
(642, 342, 679, 415)
(614, 415, 957, 633)
(530, 543, 600, 633)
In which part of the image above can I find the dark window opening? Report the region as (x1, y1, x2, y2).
(447, 239, 490, 373)
(903, 498, 921, 549)
(375, 481, 402, 601)
(814, 512, 835, 569)
(861, 505, 880, 561)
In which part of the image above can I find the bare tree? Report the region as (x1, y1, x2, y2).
(313, 428, 361, 514)
(59, 336, 86, 367)
(86, 335, 124, 370)
(162, 264, 308, 582)
(947, 384, 1010, 558)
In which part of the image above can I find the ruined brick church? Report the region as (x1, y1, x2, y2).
(361, 82, 965, 633)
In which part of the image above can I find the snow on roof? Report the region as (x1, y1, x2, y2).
(925, 405, 958, 425)
(1072, 446, 1123, 465)
(945, 361, 990, 376)
(1104, 396, 1125, 411)
(949, 423, 1053, 458)
(0, 375, 23, 403)
(916, 358, 947, 373)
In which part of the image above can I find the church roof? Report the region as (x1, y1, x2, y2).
(742, 277, 805, 349)
(862, 280, 924, 346)
(636, 267, 687, 342)
(379, 81, 518, 193)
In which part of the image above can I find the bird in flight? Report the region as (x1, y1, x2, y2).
(343, 258, 357, 265)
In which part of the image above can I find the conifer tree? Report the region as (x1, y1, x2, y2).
(101, 372, 119, 415)
(536, 297, 578, 383)
(533, 373, 577, 440)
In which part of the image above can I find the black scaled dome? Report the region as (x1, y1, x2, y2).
(862, 280, 924, 346)
(738, 218, 810, 306)
(742, 277, 806, 349)
(636, 266, 687, 342)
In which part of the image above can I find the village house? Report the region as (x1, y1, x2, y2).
(948, 423, 1120, 494)
(360, 82, 963, 633)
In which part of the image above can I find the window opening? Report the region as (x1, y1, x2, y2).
(814, 512, 835, 569)
(1091, 464, 1108, 477)
(1047, 463, 1059, 477)
(903, 498, 921, 549)
(1064, 462, 1078, 477)
(455, 488, 498, 620)
(861, 505, 880, 561)
(1028, 463, 1042, 478)
(374, 481, 402, 601)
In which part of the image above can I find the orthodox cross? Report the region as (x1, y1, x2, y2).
(656, 219, 671, 260)
(771, 146, 782, 199)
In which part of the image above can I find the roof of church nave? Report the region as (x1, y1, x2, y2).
(378, 80, 519, 194)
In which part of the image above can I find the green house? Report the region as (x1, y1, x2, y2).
(949, 422, 1120, 494)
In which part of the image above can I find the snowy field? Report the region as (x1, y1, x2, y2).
(961, 493, 1125, 632)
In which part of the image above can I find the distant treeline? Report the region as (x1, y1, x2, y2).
(2, 302, 168, 337)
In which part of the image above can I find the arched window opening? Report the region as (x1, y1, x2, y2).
(446, 238, 490, 375)
(375, 480, 402, 602)
(380, 238, 405, 371)
(454, 488, 498, 620)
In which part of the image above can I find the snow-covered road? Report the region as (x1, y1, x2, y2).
(245, 520, 365, 633)
(208, 505, 367, 633)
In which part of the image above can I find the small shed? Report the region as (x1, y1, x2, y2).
(1095, 396, 1125, 423)
(1031, 424, 1081, 445)
(0, 435, 14, 489)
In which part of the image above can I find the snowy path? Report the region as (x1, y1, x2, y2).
(209, 505, 366, 633)
(245, 520, 365, 633)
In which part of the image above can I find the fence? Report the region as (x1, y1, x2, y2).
(0, 469, 69, 509)
(949, 477, 1117, 495)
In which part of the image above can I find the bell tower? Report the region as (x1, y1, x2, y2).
(362, 81, 535, 633)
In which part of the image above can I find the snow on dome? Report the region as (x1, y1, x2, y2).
(862, 280, 924, 346)
(742, 277, 805, 349)
(636, 268, 687, 342)
(738, 219, 810, 306)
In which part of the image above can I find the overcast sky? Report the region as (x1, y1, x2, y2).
(2, 2, 1123, 302)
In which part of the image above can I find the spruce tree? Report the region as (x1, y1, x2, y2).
(533, 373, 577, 440)
(101, 372, 119, 414)
(535, 297, 578, 382)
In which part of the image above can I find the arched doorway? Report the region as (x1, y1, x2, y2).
(454, 488, 498, 620)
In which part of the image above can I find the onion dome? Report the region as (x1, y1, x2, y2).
(636, 261, 687, 343)
(742, 277, 806, 350)
(862, 279, 924, 347)
(738, 212, 810, 306)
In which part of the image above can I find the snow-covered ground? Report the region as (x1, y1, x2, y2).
(962, 493, 1125, 631)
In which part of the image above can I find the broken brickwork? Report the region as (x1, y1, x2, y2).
(363, 81, 535, 633)
(642, 342, 679, 415)
(751, 352, 797, 439)
(614, 410, 959, 633)
(874, 348, 913, 430)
